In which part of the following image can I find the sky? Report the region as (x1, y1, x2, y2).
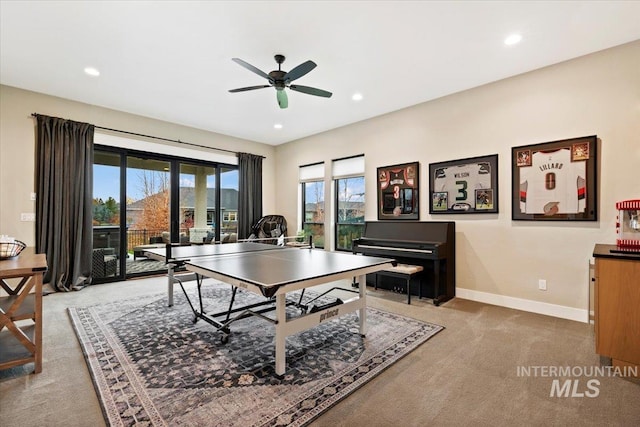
(93, 165, 239, 202)
(304, 177, 365, 203)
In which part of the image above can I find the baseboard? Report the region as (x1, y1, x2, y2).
(456, 288, 589, 323)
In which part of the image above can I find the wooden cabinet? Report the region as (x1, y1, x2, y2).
(593, 244, 640, 368)
(0, 252, 47, 373)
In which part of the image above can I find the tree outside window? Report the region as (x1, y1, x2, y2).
(336, 176, 365, 251)
(302, 180, 324, 248)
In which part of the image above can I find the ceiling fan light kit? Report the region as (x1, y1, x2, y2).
(229, 54, 332, 109)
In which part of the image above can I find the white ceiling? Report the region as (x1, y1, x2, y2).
(2, 1, 639, 146)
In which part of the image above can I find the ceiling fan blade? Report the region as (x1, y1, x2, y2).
(229, 85, 271, 93)
(289, 85, 332, 98)
(283, 60, 316, 82)
(277, 90, 288, 109)
(231, 58, 271, 80)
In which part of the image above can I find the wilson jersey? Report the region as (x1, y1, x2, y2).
(433, 162, 491, 209)
(519, 148, 586, 214)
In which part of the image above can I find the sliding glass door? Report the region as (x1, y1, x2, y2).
(220, 166, 239, 238)
(92, 147, 238, 283)
(179, 163, 216, 244)
(92, 151, 123, 281)
(125, 156, 171, 276)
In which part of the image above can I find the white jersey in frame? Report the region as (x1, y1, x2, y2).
(433, 162, 491, 209)
(519, 148, 586, 214)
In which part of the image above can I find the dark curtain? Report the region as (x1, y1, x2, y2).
(35, 114, 94, 291)
(237, 152, 263, 239)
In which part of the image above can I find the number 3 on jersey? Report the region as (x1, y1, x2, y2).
(455, 180, 468, 201)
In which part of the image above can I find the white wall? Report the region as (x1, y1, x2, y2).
(274, 41, 640, 321)
(0, 85, 277, 245)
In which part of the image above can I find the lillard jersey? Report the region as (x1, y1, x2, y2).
(433, 163, 491, 208)
(380, 167, 416, 214)
(519, 148, 586, 214)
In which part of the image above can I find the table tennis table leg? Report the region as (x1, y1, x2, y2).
(275, 294, 286, 376)
(167, 264, 175, 307)
(358, 274, 367, 336)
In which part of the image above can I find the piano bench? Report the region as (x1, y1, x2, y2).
(375, 264, 424, 304)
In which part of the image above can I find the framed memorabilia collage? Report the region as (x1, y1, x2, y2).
(374, 135, 597, 221)
(428, 154, 498, 214)
(377, 162, 419, 220)
(511, 135, 597, 221)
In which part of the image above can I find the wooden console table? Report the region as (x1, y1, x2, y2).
(593, 244, 640, 372)
(0, 252, 47, 373)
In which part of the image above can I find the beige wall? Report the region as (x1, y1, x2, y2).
(1, 41, 637, 320)
(275, 41, 640, 319)
(0, 85, 277, 245)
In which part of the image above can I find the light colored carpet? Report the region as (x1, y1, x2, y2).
(1, 277, 639, 426)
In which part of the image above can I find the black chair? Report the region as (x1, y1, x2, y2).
(247, 215, 288, 244)
(92, 248, 117, 278)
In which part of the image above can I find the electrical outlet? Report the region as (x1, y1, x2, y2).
(538, 279, 547, 291)
(20, 213, 36, 221)
(30, 192, 37, 201)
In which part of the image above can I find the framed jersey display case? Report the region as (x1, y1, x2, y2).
(429, 154, 499, 214)
(377, 161, 419, 220)
(511, 135, 598, 221)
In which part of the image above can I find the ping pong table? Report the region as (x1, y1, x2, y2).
(144, 243, 394, 375)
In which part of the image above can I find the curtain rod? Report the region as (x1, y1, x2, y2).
(30, 113, 265, 158)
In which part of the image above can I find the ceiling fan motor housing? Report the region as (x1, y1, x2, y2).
(269, 70, 287, 89)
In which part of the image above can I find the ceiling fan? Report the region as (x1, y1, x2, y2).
(229, 54, 332, 109)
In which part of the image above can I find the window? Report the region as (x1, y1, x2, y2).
(223, 211, 237, 221)
(333, 156, 365, 251)
(93, 136, 238, 281)
(335, 177, 365, 250)
(300, 162, 325, 248)
(302, 181, 325, 248)
(178, 163, 215, 243)
(220, 167, 239, 234)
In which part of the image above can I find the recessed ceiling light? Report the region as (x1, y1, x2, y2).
(274, 123, 283, 130)
(84, 67, 100, 76)
(352, 93, 363, 101)
(504, 34, 522, 46)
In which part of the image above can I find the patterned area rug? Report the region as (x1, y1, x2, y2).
(69, 282, 443, 426)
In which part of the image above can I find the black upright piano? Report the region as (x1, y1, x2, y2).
(352, 221, 455, 306)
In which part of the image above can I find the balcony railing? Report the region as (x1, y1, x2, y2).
(127, 229, 167, 250)
(94, 226, 239, 253)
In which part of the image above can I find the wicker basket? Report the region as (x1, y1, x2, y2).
(0, 240, 27, 260)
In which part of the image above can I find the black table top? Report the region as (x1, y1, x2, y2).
(187, 247, 393, 289)
(593, 243, 640, 261)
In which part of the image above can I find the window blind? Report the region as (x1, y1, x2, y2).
(332, 155, 364, 178)
(299, 162, 325, 182)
